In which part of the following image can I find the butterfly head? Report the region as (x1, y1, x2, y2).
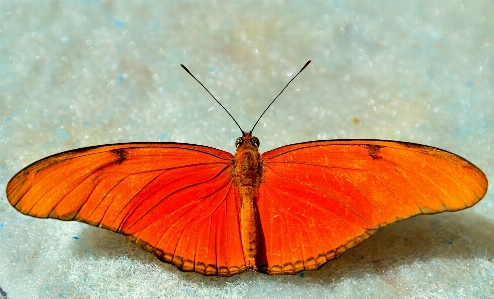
(235, 132, 260, 151)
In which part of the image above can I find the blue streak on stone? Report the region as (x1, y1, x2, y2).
(465, 81, 474, 87)
(117, 73, 125, 83)
(159, 132, 167, 141)
(113, 20, 126, 28)
(54, 128, 69, 140)
(72, 236, 79, 240)
(83, 121, 90, 126)
(454, 127, 473, 138)
(448, 241, 453, 245)
(417, 124, 430, 132)
(210, 66, 217, 74)
(299, 272, 305, 278)
(0, 224, 3, 227)
(448, 102, 460, 113)
(431, 220, 439, 231)
(148, 21, 160, 31)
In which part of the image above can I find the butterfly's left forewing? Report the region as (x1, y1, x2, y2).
(257, 140, 487, 274)
(7, 143, 246, 276)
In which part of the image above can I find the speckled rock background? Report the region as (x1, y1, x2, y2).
(0, 1, 493, 298)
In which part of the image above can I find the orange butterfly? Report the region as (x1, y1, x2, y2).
(6, 61, 488, 276)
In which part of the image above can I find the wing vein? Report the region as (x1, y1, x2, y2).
(265, 164, 373, 228)
(123, 164, 231, 230)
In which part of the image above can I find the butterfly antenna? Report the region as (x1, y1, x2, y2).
(250, 60, 311, 134)
(181, 64, 244, 133)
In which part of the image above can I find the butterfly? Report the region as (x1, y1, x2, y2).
(6, 61, 488, 276)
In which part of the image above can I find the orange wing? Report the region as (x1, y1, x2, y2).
(6, 143, 246, 276)
(257, 140, 488, 274)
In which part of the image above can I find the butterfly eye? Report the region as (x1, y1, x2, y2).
(250, 137, 260, 147)
(235, 137, 243, 148)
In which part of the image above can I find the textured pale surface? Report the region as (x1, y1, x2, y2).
(0, 0, 493, 298)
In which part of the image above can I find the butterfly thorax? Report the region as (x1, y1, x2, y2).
(233, 132, 262, 270)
